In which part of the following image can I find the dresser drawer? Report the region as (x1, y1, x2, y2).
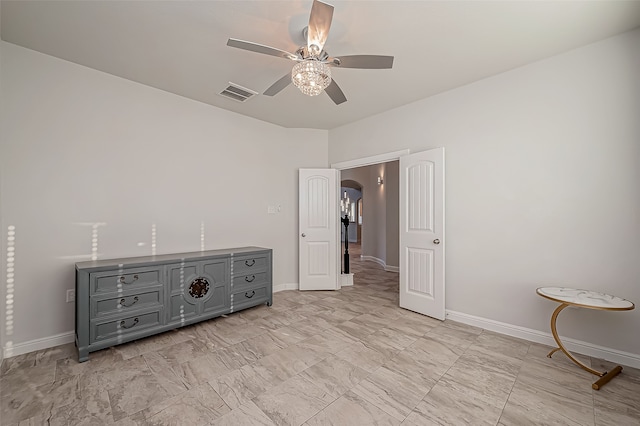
(91, 309, 162, 343)
(231, 285, 269, 311)
(232, 255, 268, 274)
(232, 271, 269, 289)
(92, 287, 162, 317)
(91, 267, 162, 293)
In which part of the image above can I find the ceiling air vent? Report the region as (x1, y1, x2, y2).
(219, 83, 258, 102)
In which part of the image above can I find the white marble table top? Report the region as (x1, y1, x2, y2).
(537, 287, 634, 310)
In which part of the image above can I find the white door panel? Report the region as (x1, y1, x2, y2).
(400, 148, 445, 320)
(299, 169, 338, 291)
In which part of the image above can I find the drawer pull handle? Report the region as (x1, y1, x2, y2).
(244, 275, 255, 283)
(119, 296, 139, 307)
(120, 317, 139, 329)
(119, 274, 139, 285)
(245, 259, 255, 267)
(245, 290, 255, 298)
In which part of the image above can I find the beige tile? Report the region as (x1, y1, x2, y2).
(386, 336, 460, 381)
(0, 374, 78, 424)
(1, 343, 77, 378)
(499, 378, 595, 426)
(250, 315, 292, 331)
(181, 322, 234, 350)
(438, 349, 520, 409)
(368, 327, 418, 351)
(352, 366, 432, 421)
(255, 344, 329, 382)
(359, 332, 403, 361)
(415, 380, 504, 426)
(55, 347, 125, 379)
(297, 330, 356, 356)
(424, 323, 478, 355)
(441, 319, 483, 335)
(516, 354, 593, 397)
(316, 308, 358, 325)
(300, 356, 370, 398)
(270, 325, 311, 345)
(210, 363, 279, 409)
(212, 401, 276, 426)
(44, 387, 113, 426)
(112, 332, 177, 360)
(34, 343, 77, 368)
(351, 313, 393, 330)
(335, 341, 389, 373)
(0, 361, 56, 397)
(592, 362, 640, 425)
(108, 368, 188, 421)
(473, 331, 530, 360)
(304, 391, 400, 426)
(293, 316, 335, 335)
(383, 352, 447, 390)
(142, 338, 209, 372)
(253, 375, 336, 426)
(130, 383, 229, 425)
(335, 320, 377, 340)
(173, 352, 238, 387)
(240, 331, 291, 360)
(1, 351, 37, 376)
(217, 341, 261, 367)
(237, 304, 272, 321)
(384, 313, 439, 337)
(75, 355, 148, 390)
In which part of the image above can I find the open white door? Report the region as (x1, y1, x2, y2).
(299, 169, 339, 291)
(399, 148, 445, 320)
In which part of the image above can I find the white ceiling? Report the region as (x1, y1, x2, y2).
(2, 1, 640, 130)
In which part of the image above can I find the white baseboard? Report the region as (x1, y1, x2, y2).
(273, 282, 298, 293)
(360, 255, 384, 267)
(360, 255, 399, 273)
(3, 331, 75, 359)
(446, 310, 640, 370)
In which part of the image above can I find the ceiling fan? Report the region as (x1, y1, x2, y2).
(226, 0, 394, 105)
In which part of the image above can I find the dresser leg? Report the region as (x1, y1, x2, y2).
(78, 347, 89, 363)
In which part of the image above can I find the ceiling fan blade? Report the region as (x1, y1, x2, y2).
(263, 73, 292, 96)
(324, 79, 347, 105)
(227, 39, 298, 61)
(329, 55, 394, 69)
(307, 0, 334, 55)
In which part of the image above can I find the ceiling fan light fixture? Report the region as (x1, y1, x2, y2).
(292, 60, 331, 96)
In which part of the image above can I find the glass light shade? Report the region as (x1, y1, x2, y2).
(291, 60, 331, 96)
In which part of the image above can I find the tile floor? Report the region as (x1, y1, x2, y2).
(1, 251, 639, 425)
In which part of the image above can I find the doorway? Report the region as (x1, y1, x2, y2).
(330, 148, 445, 320)
(339, 162, 399, 274)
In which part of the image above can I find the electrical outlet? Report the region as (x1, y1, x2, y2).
(66, 289, 75, 303)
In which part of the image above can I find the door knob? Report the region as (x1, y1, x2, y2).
(433, 239, 440, 245)
(301, 233, 306, 237)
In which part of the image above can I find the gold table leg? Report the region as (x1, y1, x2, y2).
(547, 303, 623, 390)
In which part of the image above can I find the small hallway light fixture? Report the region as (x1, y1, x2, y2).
(377, 176, 384, 185)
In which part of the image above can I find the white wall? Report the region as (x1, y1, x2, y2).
(329, 29, 640, 356)
(0, 42, 328, 355)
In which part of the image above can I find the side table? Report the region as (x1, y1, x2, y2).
(536, 287, 634, 390)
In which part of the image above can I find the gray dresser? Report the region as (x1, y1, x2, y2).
(75, 246, 272, 362)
